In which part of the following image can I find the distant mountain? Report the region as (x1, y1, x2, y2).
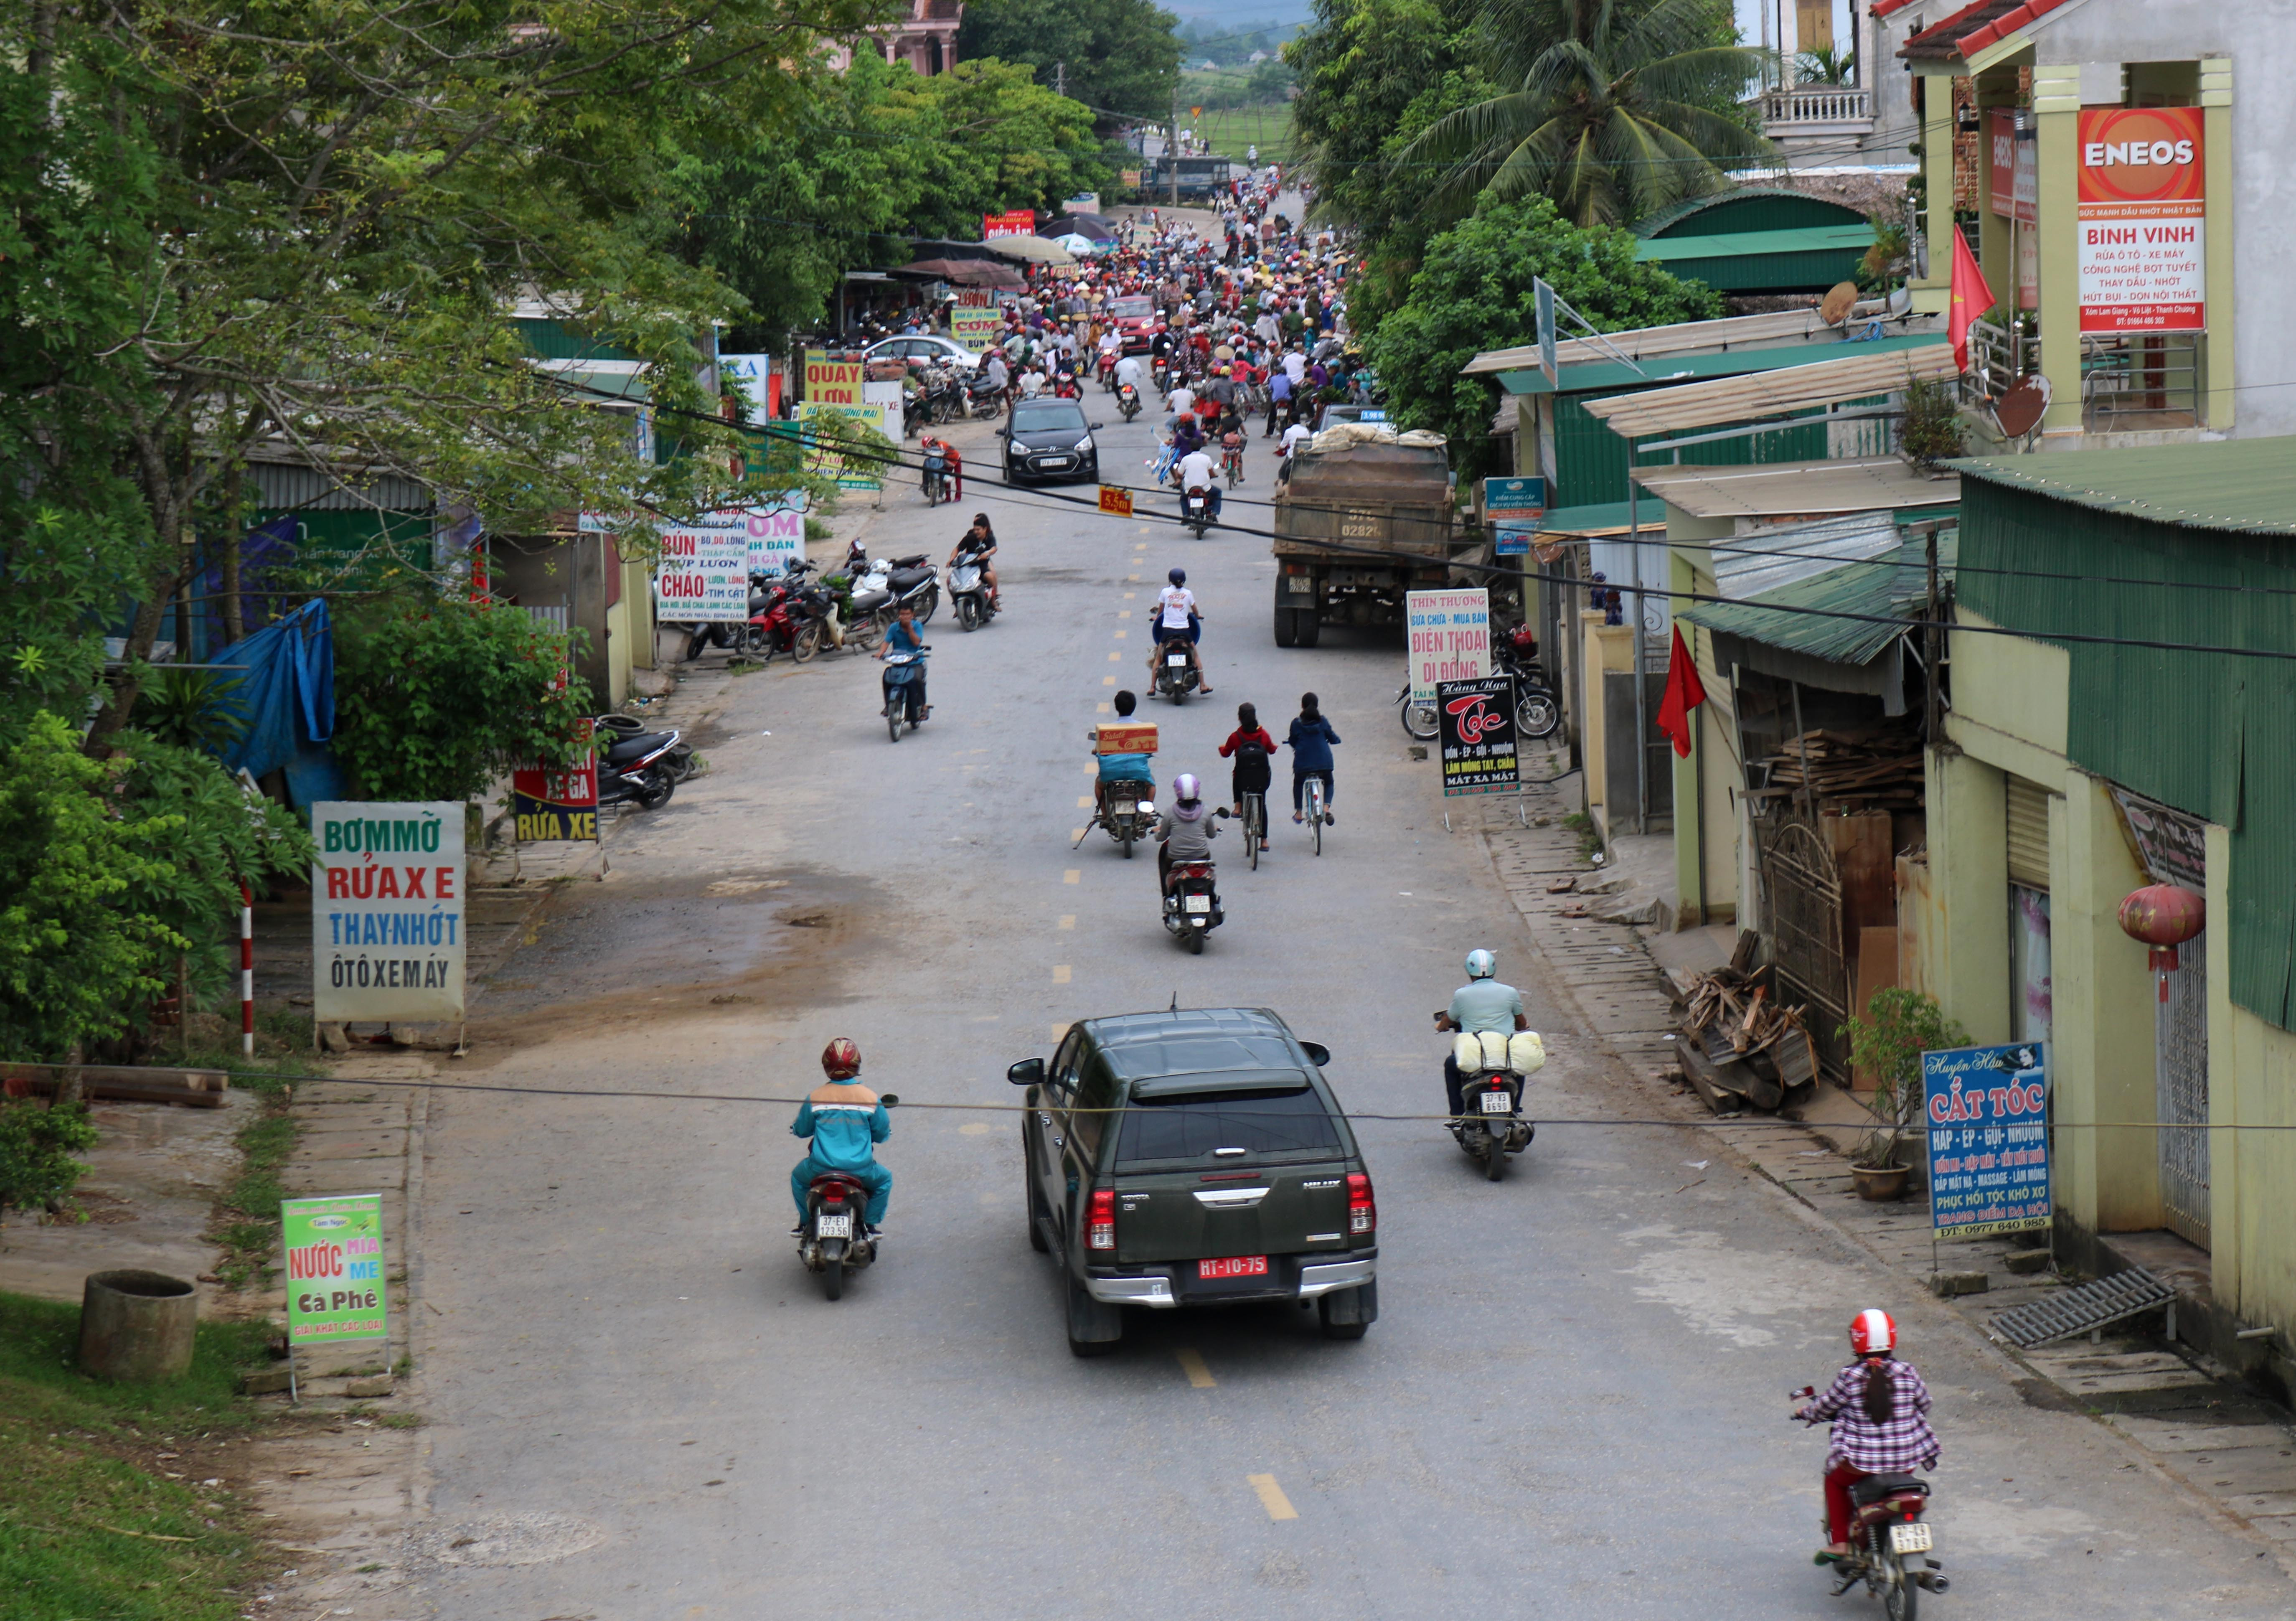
(1166, 0, 1312, 25)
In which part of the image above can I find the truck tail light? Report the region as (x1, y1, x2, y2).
(1347, 1173, 1376, 1235)
(1086, 1188, 1117, 1251)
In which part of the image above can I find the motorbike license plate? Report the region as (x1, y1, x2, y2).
(1479, 1091, 1512, 1114)
(1184, 894, 1211, 913)
(815, 1213, 852, 1239)
(1889, 1523, 1933, 1555)
(1111, 799, 1136, 815)
(1167, 654, 1189, 668)
(1198, 1255, 1267, 1280)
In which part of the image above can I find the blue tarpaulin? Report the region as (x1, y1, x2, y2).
(213, 599, 343, 805)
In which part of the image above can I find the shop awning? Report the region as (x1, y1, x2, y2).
(986, 236, 1075, 266)
(895, 258, 1026, 290)
(1631, 455, 1960, 520)
(1683, 529, 1958, 672)
(1462, 303, 1919, 377)
(1579, 342, 1958, 438)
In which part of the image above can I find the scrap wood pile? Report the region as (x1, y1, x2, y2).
(1747, 724, 1923, 811)
(1675, 944, 1819, 1113)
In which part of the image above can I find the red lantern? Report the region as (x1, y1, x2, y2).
(2119, 884, 2206, 1001)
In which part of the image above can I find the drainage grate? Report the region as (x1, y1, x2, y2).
(1988, 1266, 2174, 1349)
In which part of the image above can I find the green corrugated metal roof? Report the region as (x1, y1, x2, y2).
(1682, 531, 1958, 666)
(1636, 188, 1869, 239)
(1951, 437, 2296, 535)
(1498, 332, 1944, 396)
(1635, 224, 1876, 264)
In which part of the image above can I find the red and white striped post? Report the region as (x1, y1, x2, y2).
(239, 881, 255, 1058)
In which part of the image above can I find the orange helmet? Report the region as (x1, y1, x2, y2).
(821, 1038, 862, 1080)
(1849, 1308, 1897, 1355)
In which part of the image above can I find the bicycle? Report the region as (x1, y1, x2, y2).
(1300, 773, 1329, 856)
(1241, 787, 1267, 870)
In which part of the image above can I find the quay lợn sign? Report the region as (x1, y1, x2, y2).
(281, 1194, 389, 1345)
(1923, 1042, 2050, 1241)
(2078, 107, 2204, 334)
(802, 350, 866, 407)
(311, 803, 465, 1022)
(1405, 588, 1490, 706)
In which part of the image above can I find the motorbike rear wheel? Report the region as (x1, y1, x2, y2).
(1185, 925, 1204, 955)
(1519, 689, 1561, 740)
(792, 621, 823, 664)
(1879, 1550, 1916, 1621)
(1399, 699, 1440, 741)
(636, 768, 676, 812)
(1484, 1128, 1507, 1181)
(823, 1255, 845, 1300)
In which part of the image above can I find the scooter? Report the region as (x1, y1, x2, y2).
(1441, 1028, 1545, 1182)
(1789, 1393, 1949, 1613)
(1221, 442, 1245, 488)
(594, 713, 696, 782)
(1077, 780, 1155, 859)
(1181, 485, 1217, 539)
(949, 558, 996, 631)
(1154, 641, 1199, 705)
(1117, 381, 1142, 422)
(1493, 623, 1562, 740)
(923, 444, 951, 507)
(1097, 352, 1118, 390)
(595, 726, 682, 811)
(881, 646, 928, 742)
(798, 1091, 899, 1301)
(1159, 815, 1226, 955)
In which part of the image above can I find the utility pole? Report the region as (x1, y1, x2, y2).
(1171, 83, 1181, 208)
(1053, 60, 1064, 98)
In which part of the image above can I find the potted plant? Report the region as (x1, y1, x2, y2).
(1839, 989, 1969, 1201)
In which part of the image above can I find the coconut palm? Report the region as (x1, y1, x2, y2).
(1397, 0, 1776, 229)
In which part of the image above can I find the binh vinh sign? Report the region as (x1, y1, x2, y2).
(2077, 107, 2204, 334)
(310, 802, 466, 1023)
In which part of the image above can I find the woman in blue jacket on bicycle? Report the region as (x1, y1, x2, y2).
(1284, 691, 1341, 824)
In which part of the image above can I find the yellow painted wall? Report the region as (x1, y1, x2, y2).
(1665, 531, 1741, 926)
(2210, 819, 2296, 1352)
(1580, 613, 1634, 826)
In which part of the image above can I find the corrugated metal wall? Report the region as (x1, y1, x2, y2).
(1551, 392, 1831, 510)
(1960, 483, 2296, 1029)
(1645, 193, 1868, 238)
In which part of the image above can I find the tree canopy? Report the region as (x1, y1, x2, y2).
(1361, 195, 1722, 478)
(957, 0, 1183, 124)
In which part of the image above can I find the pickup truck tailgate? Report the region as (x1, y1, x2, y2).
(1115, 1162, 1354, 1266)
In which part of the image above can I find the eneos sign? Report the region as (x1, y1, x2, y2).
(2077, 107, 2204, 333)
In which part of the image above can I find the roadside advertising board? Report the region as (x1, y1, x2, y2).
(1483, 475, 1547, 558)
(1406, 588, 1490, 706)
(654, 512, 752, 620)
(281, 1194, 389, 1346)
(720, 352, 775, 422)
(983, 209, 1036, 239)
(1435, 676, 1520, 796)
(1923, 1042, 2051, 1241)
(1988, 110, 2038, 225)
(802, 350, 866, 407)
(742, 499, 807, 575)
(950, 307, 1006, 353)
(2077, 107, 2204, 333)
(511, 721, 599, 843)
(795, 400, 890, 491)
(1098, 485, 1134, 517)
(310, 803, 465, 1022)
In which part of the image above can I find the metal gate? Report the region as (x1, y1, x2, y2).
(1756, 814, 1849, 1081)
(2157, 929, 2210, 1249)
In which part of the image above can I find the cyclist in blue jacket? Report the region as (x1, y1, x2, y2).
(1284, 691, 1341, 824)
(790, 1039, 892, 1234)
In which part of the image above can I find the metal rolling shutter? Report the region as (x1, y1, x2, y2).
(2006, 776, 2053, 891)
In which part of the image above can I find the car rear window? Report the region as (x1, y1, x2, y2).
(1106, 1032, 1298, 1077)
(1115, 1087, 1342, 1165)
(1112, 297, 1153, 318)
(1013, 402, 1087, 432)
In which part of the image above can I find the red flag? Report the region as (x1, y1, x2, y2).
(1655, 625, 1706, 759)
(1948, 227, 1997, 374)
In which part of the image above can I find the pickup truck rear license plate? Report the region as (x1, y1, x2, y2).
(1479, 1091, 1512, 1113)
(1889, 1523, 1932, 1555)
(1199, 1255, 1268, 1280)
(816, 1213, 852, 1238)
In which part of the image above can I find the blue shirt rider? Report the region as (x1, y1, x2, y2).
(791, 1038, 892, 1233)
(1094, 687, 1156, 813)
(1433, 948, 1528, 1117)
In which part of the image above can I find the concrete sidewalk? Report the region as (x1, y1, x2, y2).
(1473, 770, 2296, 1579)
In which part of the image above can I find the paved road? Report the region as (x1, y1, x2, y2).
(406, 407, 2293, 1618)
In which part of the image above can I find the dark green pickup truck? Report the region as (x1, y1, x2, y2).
(1007, 1006, 1379, 1357)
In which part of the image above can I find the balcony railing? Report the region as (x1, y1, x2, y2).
(1965, 318, 2041, 405)
(1758, 86, 1874, 129)
(2082, 332, 2200, 432)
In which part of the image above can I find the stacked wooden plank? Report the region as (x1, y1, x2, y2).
(3, 1064, 231, 1108)
(1675, 949, 1819, 1113)
(1747, 725, 1924, 810)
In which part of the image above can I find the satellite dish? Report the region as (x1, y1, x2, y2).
(1994, 375, 2052, 439)
(1818, 282, 1860, 327)
(1886, 287, 1913, 318)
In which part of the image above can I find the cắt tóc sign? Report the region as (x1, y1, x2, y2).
(281, 1193, 389, 1346)
(310, 803, 465, 1022)
(1923, 1042, 2050, 1241)
(1435, 676, 1520, 796)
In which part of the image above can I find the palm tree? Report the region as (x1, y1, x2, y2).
(1397, 0, 1776, 229)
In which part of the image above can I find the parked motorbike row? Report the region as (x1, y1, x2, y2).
(1397, 620, 1561, 743)
(904, 365, 1003, 435)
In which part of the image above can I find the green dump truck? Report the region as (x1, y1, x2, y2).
(1270, 429, 1461, 648)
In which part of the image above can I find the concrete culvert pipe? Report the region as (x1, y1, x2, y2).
(79, 1270, 198, 1383)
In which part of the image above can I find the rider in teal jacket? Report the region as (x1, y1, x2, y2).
(791, 1039, 892, 1230)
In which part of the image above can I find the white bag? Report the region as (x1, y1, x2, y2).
(1453, 1029, 1547, 1076)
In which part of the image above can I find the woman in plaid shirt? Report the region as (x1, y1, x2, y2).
(1797, 1309, 1940, 1557)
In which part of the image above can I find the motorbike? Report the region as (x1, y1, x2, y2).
(1097, 351, 1118, 390)
(1221, 442, 1245, 488)
(1159, 813, 1226, 955)
(1052, 370, 1082, 401)
(1442, 1027, 1544, 1181)
(964, 371, 1004, 420)
(901, 389, 928, 439)
(851, 552, 939, 625)
(1788, 1398, 1948, 1617)
(1117, 382, 1142, 422)
(594, 713, 696, 782)
(922, 444, 951, 508)
(595, 725, 682, 811)
(1398, 682, 1439, 742)
(798, 1092, 899, 1301)
(746, 564, 846, 665)
(1493, 623, 1563, 740)
(678, 620, 739, 662)
(1181, 485, 1216, 540)
(1077, 779, 1155, 859)
(881, 645, 928, 742)
(949, 557, 996, 631)
(1154, 639, 1199, 705)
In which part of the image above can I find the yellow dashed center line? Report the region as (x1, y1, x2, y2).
(1058, 915, 1075, 930)
(1176, 1349, 1215, 1388)
(1118, 609, 1131, 618)
(1103, 675, 1117, 686)
(1052, 965, 1072, 984)
(1108, 651, 1122, 661)
(1113, 630, 1127, 640)
(1063, 869, 1081, 884)
(1247, 1474, 1298, 1521)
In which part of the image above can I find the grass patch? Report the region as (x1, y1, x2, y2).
(0, 1291, 277, 1621)
(206, 1105, 302, 1291)
(1561, 809, 1603, 863)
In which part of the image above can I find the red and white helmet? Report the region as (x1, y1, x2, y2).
(821, 1038, 862, 1081)
(1849, 1308, 1897, 1356)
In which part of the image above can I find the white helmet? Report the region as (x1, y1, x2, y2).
(1465, 949, 1497, 980)
(1171, 772, 1205, 822)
